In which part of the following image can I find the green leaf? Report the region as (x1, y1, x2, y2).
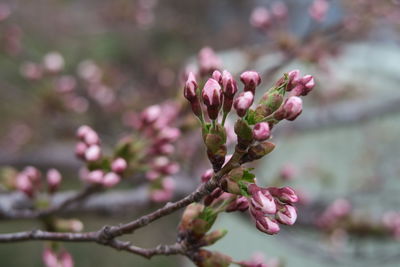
(238, 181, 251, 197)
(242, 169, 256, 183)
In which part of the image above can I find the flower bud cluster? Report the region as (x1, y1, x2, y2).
(250, 2, 288, 32)
(14, 166, 64, 197)
(248, 184, 298, 235)
(76, 125, 123, 188)
(138, 102, 181, 202)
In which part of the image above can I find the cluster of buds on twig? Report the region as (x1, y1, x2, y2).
(76, 125, 124, 188)
(138, 102, 181, 202)
(42, 246, 74, 267)
(14, 166, 63, 197)
(250, 2, 288, 32)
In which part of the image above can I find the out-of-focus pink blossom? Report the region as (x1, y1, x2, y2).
(111, 158, 128, 174)
(309, 0, 329, 22)
(43, 52, 65, 73)
(102, 172, 121, 187)
(47, 168, 62, 194)
(198, 47, 221, 76)
(250, 7, 271, 30)
(86, 170, 104, 184)
(141, 104, 162, 124)
(55, 76, 76, 94)
(271, 2, 288, 20)
(201, 169, 214, 183)
(20, 62, 43, 80)
(85, 145, 101, 162)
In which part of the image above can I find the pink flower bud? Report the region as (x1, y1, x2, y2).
(276, 204, 297, 225)
(198, 47, 221, 76)
(55, 75, 76, 94)
(309, 0, 329, 22)
(102, 172, 121, 187)
(299, 75, 315, 95)
(86, 170, 104, 184)
(250, 208, 280, 235)
(269, 186, 299, 204)
(151, 189, 173, 202)
(111, 157, 127, 174)
(202, 78, 222, 108)
(201, 169, 214, 183)
(248, 184, 276, 214)
(158, 143, 175, 155)
(141, 104, 161, 124)
(212, 70, 222, 84)
(202, 78, 222, 120)
(76, 125, 92, 140)
(15, 173, 34, 197)
(274, 96, 302, 121)
(234, 91, 254, 117)
(183, 72, 198, 101)
(250, 7, 271, 29)
(240, 71, 261, 94)
(286, 69, 301, 91)
(23, 166, 41, 184)
(226, 196, 249, 212)
(75, 142, 88, 159)
(83, 130, 100, 145)
(46, 168, 62, 194)
(253, 122, 271, 141)
(85, 145, 101, 162)
(146, 170, 161, 181)
(221, 70, 238, 97)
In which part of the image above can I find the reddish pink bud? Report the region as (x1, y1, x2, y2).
(85, 145, 101, 162)
(102, 172, 121, 187)
(158, 143, 175, 155)
(201, 169, 214, 183)
(276, 204, 297, 225)
(86, 170, 104, 184)
(75, 142, 88, 159)
(198, 47, 221, 76)
(269, 186, 299, 204)
(111, 157, 127, 174)
(299, 75, 315, 95)
(146, 170, 160, 181)
(240, 71, 261, 94)
(202, 78, 222, 120)
(274, 96, 302, 121)
(202, 78, 222, 108)
(286, 69, 301, 91)
(248, 184, 276, 214)
(221, 70, 238, 97)
(226, 196, 249, 212)
(250, 208, 280, 235)
(55, 75, 76, 94)
(309, 0, 329, 22)
(271, 2, 288, 20)
(250, 7, 271, 29)
(328, 199, 351, 217)
(47, 168, 62, 194)
(253, 122, 271, 141)
(184, 72, 198, 101)
(212, 70, 222, 84)
(15, 173, 34, 197)
(141, 104, 161, 124)
(234, 91, 254, 117)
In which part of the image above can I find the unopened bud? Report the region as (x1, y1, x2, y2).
(234, 92, 254, 117)
(46, 168, 62, 194)
(102, 172, 121, 187)
(240, 71, 261, 94)
(201, 169, 214, 183)
(202, 78, 222, 120)
(269, 186, 299, 204)
(250, 7, 271, 30)
(246, 141, 275, 161)
(198, 47, 221, 76)
(248, 184, 276, 214)
(85, 145, 101, 162)
(212, 70, 222, 84)
(276, 204, 297, 225)
(86, 170, 104, 184)
(274, 96, 302, 121)
(75, 142, 88, 159)
(250, 208, 280, 235)
(184, 72, 198, 101)
(111, 157, 127, 174)
(201, 229, 228, 246)
(195, 250, 232, 267)
(253, 122, 270, 141)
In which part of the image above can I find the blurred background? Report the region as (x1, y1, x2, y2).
(1, 0, 400, 266)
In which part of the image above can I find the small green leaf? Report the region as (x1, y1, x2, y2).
(242, 169, 256, 182)
(238, 181, 251, 197)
